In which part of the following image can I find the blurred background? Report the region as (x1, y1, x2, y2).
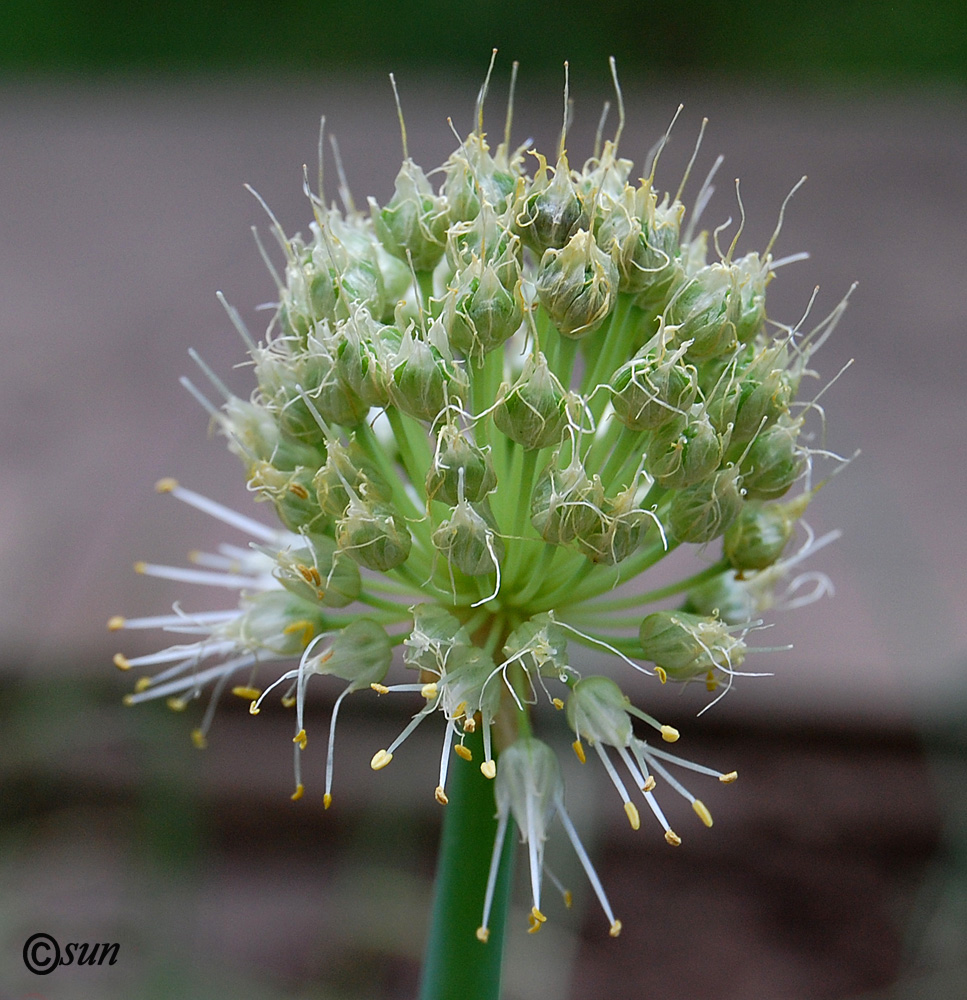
(1, 1, 966, 997)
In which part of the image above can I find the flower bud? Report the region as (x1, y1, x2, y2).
(272, 533, 362, 608)
(536, 229, 619, 339)
(426, 424, 497, 506)
(404, 604, 471, 673)
(575, 483, 655, 565)
(729, 252, 769, 344)
(665, 467, 744, 544)
(390, 322, 468, 423)
(645, 407, 726, 489)
(502, 613, 570, 679)
(442, 256, 523, 358)
(530, 453, 604, 545)
(313, 439, 391, 518)
(609, 348, 697, 432)
(443, 135, 516, 222)
(638, 610, 747, 682)
(729, 346, 793, 445)
(309, 618, 394, 688)
(665, 263, 737, 360)
(440, 644, 502, 725)
(493, 352, 569, 450)
(332, 309, 392, 409)
(432, 498, 504, 578)
(516, 151, 588, 254)
(740, 417, 804, 500)
(722, 493, 810, 572)
(279, 238, 338, 338)
(598, 185, 685, 306)
(224, 590, 330, 657)
(369, 159, 448, 272)
(249, 461, 327, 533)
(336, 496, 412, 571)
(565, 675, 634, 747)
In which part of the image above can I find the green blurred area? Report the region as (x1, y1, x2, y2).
(2, 0, 965, 84)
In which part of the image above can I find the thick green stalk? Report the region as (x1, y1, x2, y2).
(419, 728, 516, 1000)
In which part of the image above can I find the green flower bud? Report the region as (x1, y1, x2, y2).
(530, 453, 604, 545)
(638, 610, 747, 683)
(220, 396, 320, 471)
(443, 135, 515, 222)
(502, 613, 570, 679)
(723, 493, 810, 572)
(729, 252, 769, 344)
(404, 604, 471, 673)
(308, 618, 393, 688)
(645, 407, 726, 489)
(336, 496, 412, 571)
(730, 353, 794, 445)
(565, 675, 634, 747)
(390, 322, 468, 423)
(740, 417, 804, 500)
(426, 423, 497, 506)
(665, 467, 744, 544)
(272, 533, 362, 609)
(279, 238, 338, 338)
(666, 263, 737, 360)
(224, 589, 330, 657)
(432, 498, 504, 578)
(332, 309, 392, 409)
(576, 482, 656, 565)
(313, 438, 391, 518)
(598, 185, 685, 305)
(369, 158, 448, 272)
(536, 229, 619, 339)
(445, 202, 521, 280)
(440, 644, 502, 726)
(249, 461, 327, 533)
(493, 352, 569, 450)
(516, 151, 588, 254)
(610, 347, 697, 432)
(442, 256, 523, 358)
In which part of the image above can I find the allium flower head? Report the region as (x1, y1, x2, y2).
(112, 58, 852, 939)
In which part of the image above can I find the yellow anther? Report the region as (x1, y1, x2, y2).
(371, 749, 393, 770)
(609, 920, 623, 938)
(655, 666, 667, 684)
(527, 906, 547, 933)
(692, 799, 714, 828)
(480, 760, 497, 780)
(134, 561, 148, 574)
(719, 770, 738, 784)
(660, 725, 680, 743)
(706, 669, 718, 692)
(476, 926, 490, 944)
(371, 682, 390, 694)
(297, 564, 322, 586)
(122, 694, 135, 706)
(643, 774, 656, 792)
(154, 477, 178, 493)
(107, 616, 126, 632)
(291, 783, 305, 802)
(293, 729, 308, 750)
(232, 686, 262, 701)
(552, 697, 564, 710)
(191, 729, 207, 750)
(282, 620, 315, 647)
(323, 792, 332, 810)
(463, 715, 476, 732)
(249, 702, 261, 715)
(281, 695, 296, 708)
(112, 653, 131, 671)
(434, 786, 449, 805)
(421, 682, 438, 699)
(664, 829, 682, 847)
(452, 700, 467, 719)
(288, 482, 310, 499)
(135, 677, 151, 693)
(564, 890, 573, 909)
(166, 697, 187, 712)
(572, 739, 586, 764)
(454, 744, 473, 762)
(624, 801, 641, 830)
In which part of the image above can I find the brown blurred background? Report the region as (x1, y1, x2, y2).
(2, 3, 967, 996)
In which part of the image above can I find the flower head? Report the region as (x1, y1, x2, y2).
(112, 61, 851, 938)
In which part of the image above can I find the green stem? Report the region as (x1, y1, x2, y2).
(419, 728, 516, 1000)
